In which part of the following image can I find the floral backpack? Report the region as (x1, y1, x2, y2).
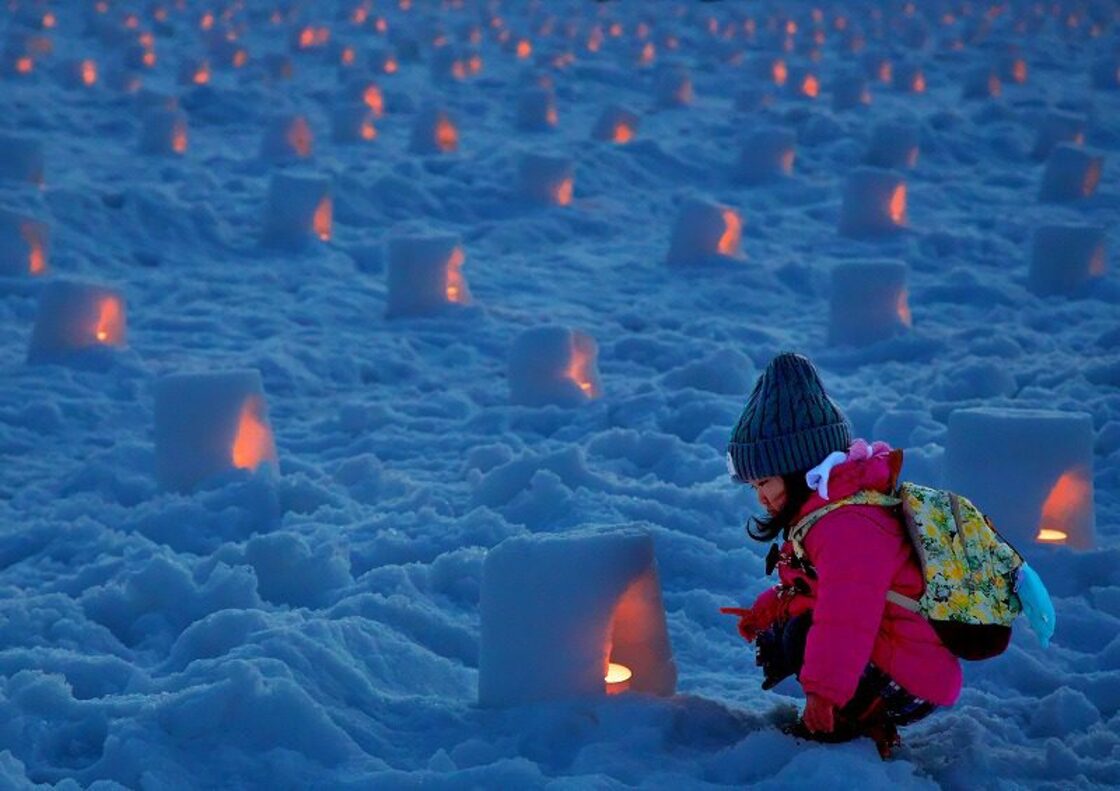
(788, 482, 1055, 660)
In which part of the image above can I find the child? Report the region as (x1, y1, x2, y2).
(722, 352, 962, 758)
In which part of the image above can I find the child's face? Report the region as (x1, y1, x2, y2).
(750, 476, 786, 514)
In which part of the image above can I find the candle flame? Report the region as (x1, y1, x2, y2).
(802, 74, 819, 98)
(94, 297, 124, 344)
(772, 60, 788, 86)
(605, 662, 631, 694)
(717, 209, 741, 255)
(341, 47, 355, 66)
(1012, 59, 1027, 83)
(43, 12, 56, 28)
(363, 85, 384, 116)
(231, 396, 276, 471)
(233, 50, 247, 68)
(435, 117, 458, 152)
(516, 39, 532, 59)
(889, 184, 906, 224)
(912, 73, 926, 93)
(1037, 529, 1068, 542)
(80, 60, 98, 86)
(1037, 469, 1090, 544)
(567, 340, 596, 396)
(313, 196, 332, 242)
(384, 57, 398, 74)
(445, 247, 466, 303)
(23, 223, 46, 276)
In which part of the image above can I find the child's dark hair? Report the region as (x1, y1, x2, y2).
(746, 470, 815, 543)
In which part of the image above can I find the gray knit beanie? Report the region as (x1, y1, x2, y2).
(727, 352, 852, 481)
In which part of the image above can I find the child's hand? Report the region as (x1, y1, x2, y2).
(719, 607, 764, 642)
(802, 693, 835, 734)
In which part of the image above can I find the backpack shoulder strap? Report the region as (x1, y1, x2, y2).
(788, 489, 902, 548)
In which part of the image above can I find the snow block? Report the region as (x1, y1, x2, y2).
(839, 168, 907, 237)
(654, 63, 693, 107)
(831, 69, 871, 111)
(1039, 145, 1103, 202)
(1031, 111, 1086, 160)
(961, 66, 1001, 99)
(735, 128, 795, 185)
(331, 104, 377, 144)
(509, 325, 601, 407)
(27, 280, 127, 364)
(865, 121, 920, 169)
(154, 370, 280, 493)
(518, 152, 573, 206)
(478, 525, 676, 706)
(0, 134, 44, 184)
(516, 87, 558, 131)
(1028, 225, 1106, 296)
(665, 197, 744, 265)
(259, 114, 314, 161)
(261, 173, 332, 250)
(139, 108, 188, 156)
(591, 105, 639, 144)
(828, 260, 911, 346)
(385, 234, 470, 318)
(0, 208, 48, 277)
(409, 105, 458, 154)
(946, 408, 1096, 551)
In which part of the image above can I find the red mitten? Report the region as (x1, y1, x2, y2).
(719, 607, 762, 642)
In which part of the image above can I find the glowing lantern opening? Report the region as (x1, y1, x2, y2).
(717, 210, 741, 255)
(384, 58, 398, 74)
(360, 120, 377, 140)
(201, 11, 215, 31)
(1037, 529, 1068, 542)
(43, 12, 56, 28)
(233, 50, 248, 68)
(639, 42, 655, 65)
(435, 118, 458, 152)
(567, 339, 596, 396)
(889, 185, 907, 224)
(313, 197, 332, 242)
(896, 291, 912, 326)
(1082, 163, 1101, 197)
(516, 39, 532, 59)
(1012, 60, 1028, 83)
(554, 178, 573, 206)
(286, 118, 313, 157)
(445, 247, 466, 303)
(772, 60, 788, 85)
(193, 64, 211, 85)
(171, 122, 188, 154)
(801, 74, 819, 98)
(298, 27, 315, 48)
(22, 223, 46, 276)
(1037, 470, 1090, 544)
(143, 52, 156, 68)
(341, 47, 356, 66)
(913, 73, 926, 92)
(613, 122, 633, 144)
(605, 662, 632, 694)
(16, 57, 33, 74)
(231, 396, 276, 471)
(468, 55, 482, 75)
(363, 85, 384, 116)
(81, 60, 98, 86)
(94, 297, 124, 344)
(545, 106, 558, 126)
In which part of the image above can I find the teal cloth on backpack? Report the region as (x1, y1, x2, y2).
(1016, 563, 1055, 648)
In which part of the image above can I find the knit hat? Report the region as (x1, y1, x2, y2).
(727, 352, 852, 481)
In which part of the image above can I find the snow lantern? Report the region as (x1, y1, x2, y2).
(735, 128, 795, 185)
(839, 168, 907, 237)
(479, 526, 676, 706)
(832, 69, 871, 111)
(961, 66, 1001, 99)
(154, 370, 280, 493)
(385, 234, 470, 318)
(893, 62, 927, 94)
(665, 197, 744, 265)
(516, 87, 558, 132)
(654, 63, 693, 107)
(1032, 111, 1086, 160)
(369, 48, 398, 75)
(0, 134, 44, 185)
(828, 260, 911, 346)
(862, 52, 893, 84)
(0, 209, 48, 277)
(332, 104, 377, 143)
(998, 53, 1029, 85)
(591, 105, 639, 144)
(1090, 56, 1120, 90)
(518, 153, 574, 206)
(946, 409, 1096, 551)
(27, 280, 126, 364)
(409, 106, 459, 154)
(340, 78, 385, 117)
(259, 114, 314, 161)
(865, 121, 920, 169)
(508, 325, 601, 407)
(1039, 145, 1103, 202)
(1028, 225, 1107, 296)
(754, 55, 789, 86)
(787, 67, 821, 99)
(139, 108, 188, 155)
(261, 173, 332, 251)
(177, 57, 211, 87)
(290, 24, 331, 53)
(58, 58, 99, 88)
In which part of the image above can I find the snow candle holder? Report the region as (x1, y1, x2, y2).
(1028, 225, 1107, 296)
(1039, 145, 1103, 202)
(654, 63, 693, 107)
(754, 55, 788, 87)
(478, 526, 676, 706)
(865, 121, 920, 169)
(518, 152, 574, 206)
(893, 62, 927, 94)
(0, 134, 44, 185)
(1031, 112, 1086, 160)
(154, 370, 280, 493)
(946, 409, 1096, 551)
(139, 108, 188, 155)
(839, 168, 907, 237)
(261, 173, 332, 250)
(27, 280, 126, 364)
(340, 78, 384, 117)
(591, 105, 639, 144)
(177, 57, 211, 86)
(828, 260, 911, 346)
(331, 104, 377, 143)
(385, 234, 470, 318)
(665, 197, 743, 265)
(516, 87, 558, 131)
(0, 209, 48, 277)
(508, 325, 601, 407)
(57, 57, 98, 89)
(735, 128, 795, 185)
(787, 67, 820, 100)
(259, 114, 314, 161)
(409, 106, 459, 154)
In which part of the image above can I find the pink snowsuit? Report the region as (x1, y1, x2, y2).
(750, 447, 963, 709)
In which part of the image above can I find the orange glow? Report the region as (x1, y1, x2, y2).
(912, 73, 926, 92)
(154, 7, 168, 22)
(231, 396, 276, 471)
(567, 339, 595, 396)
(193, 64, 211, 85)
(384, 57, 398, 74)
(360, 120, 376, 140)
(780, 150, 795, 174)
(363, 85, 384, 116)
(1082, 162, 1101, 196)
(878, 62, 892, 83)
(587, 29, 603, 52)
(23, 224, 45, 275)
(639, 42, 655, 65)
(468, 54, 482, 75)
(1037, 469, 1091, 543)
(375, 17, 387, 34)
(351, 7, 369, 24)
(612, 122, 633, 144)
(43, 12, 56, 28)
(286, 117, 312, 157)
(1012, 59, 1027, 83)
(298, 27, 315, 48)
(896, 291, 912, 326)
(451, 60, 467, 80)
(80, 60, 98, 86)
(786, 20, 798, 35)
(341, 47, 355, 66)
(124, 14, 139, 29)
(313, 196, 332, 241)
(233, 50, 248, 68)
(445, 247, 466, 303)
(717, 209, 741, 255)
(545, 106, 558, 126)
(172, 121, 188, 154)
(605, 662, 632, 694)
(94, 297, 124, 344)
(16, 57, 33, 74)
(802, 74, 819, 97)
(201, 11, 214, 30)
(554, 177, 573, 206)
(516, 39, 531, 59)
(609, 22, 622, 37)
(1089, 247, 1106, 277)
(435, 117, 458, 152)
(143, 51, 157, 68)
(889, 184, 907, 224)
(772, 60, 788, 85)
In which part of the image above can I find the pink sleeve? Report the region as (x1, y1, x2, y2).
(798, 510, 904, 708)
